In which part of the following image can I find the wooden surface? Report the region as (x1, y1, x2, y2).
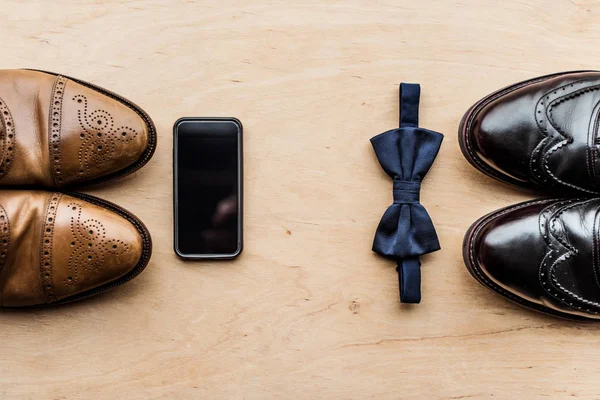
(1, 1, 599, 398)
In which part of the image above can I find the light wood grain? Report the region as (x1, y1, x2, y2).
(1, 1, 599, 398)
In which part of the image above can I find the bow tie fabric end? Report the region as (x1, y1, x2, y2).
(371, 83, 443, 304)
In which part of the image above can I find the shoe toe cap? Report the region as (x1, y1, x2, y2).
(48, 194, 150, 302)
(467, 90, 542, 182)
(468, 202, 548, 303)
(56, 77, 154, 186)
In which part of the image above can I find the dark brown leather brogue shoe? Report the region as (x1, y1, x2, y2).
(0, 190, 151, 307)
(459, 71, 600, 194)
(0, 69, 156, 188)
(463, 197, 600, 320)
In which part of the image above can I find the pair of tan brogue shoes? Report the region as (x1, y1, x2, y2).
(0, 69, 156, 307)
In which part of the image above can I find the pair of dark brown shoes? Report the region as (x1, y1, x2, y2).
(0, 70, 156, 307)
(460, 71, 600, 320)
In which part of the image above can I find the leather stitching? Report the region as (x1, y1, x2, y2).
(589, 102, 600, 184)
(537, 199, 576, 305)
(547, 201, 580, 253)
(529, 137, 549, 185)
(585, 100, 600, 183)
(593, 208, 600, 289)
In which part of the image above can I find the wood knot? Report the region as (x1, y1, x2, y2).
(349, 300, 360, 314)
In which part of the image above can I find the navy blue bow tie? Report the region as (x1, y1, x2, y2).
(371, 83, 443, 303)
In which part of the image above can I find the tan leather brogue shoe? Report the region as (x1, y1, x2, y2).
(0, 69, 156, 188)
(0, 190, 151, 307)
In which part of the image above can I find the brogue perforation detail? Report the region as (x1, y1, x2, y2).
(66, 202, 130, 286)
(538, 199, 575, 296)
(49, 76, 68, 186)
(0, 97, 16, 179)
(72, 95, 139, 179)
(0, 205, 11, 275)
(40, 193, 62, 303)
(535, 80, 600, 194)
(529, 137, 550, 184)
(544, 198, 600, 313)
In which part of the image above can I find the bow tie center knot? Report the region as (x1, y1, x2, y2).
(393, 180, 421, 204)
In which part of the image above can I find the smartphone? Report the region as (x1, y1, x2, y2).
(173, 117, 243, 259)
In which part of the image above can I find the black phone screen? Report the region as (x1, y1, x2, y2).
(174, 119, 242, 258)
